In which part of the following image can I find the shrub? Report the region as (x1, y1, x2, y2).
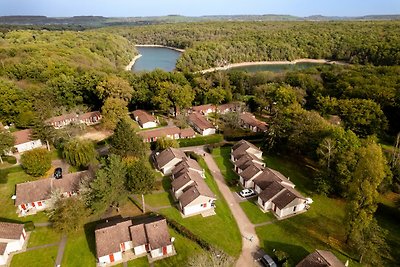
(20, 148, 51, 177)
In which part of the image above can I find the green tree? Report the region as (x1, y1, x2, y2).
(32, 120, 56, 151)
(126, 158, 156, 194)
(155, 137, 179, 151)
(62, 138, 97, 168)
(101, 97, 129, 130)
(48, 197, 88, 233)
(153, 81, 194, 117)
(89, 155, 128, 213)
(345, 142, 388, 264)
(20, 148, 51, 177)
(109, 118, 148, 158)
(0, 130, 15, 164)
(95, 75, 132, 102)
(347, 219, 389, 265)
(338, 99, 388, 137)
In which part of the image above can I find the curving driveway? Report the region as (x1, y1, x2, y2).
(182, 146, 261, 267)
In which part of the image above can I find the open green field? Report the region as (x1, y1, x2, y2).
(239, 200, 276, 224)
(144, 192, 173, 208)
(158, 157, 242, 258)
(10, 245, 59, 267)
(211, 146, 240, 189)
(61, 226, 97, 267)
(0, 165, 49, 223)
(128, 257, 149, 267)
(27, 226, 61, 248)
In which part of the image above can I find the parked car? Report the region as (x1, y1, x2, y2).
(260, 253, 277, 267)
(239, 188, 255, 198)
(54, 167, 62, 179)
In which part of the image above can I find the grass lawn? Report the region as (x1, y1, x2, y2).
(158, 157, 242, 258)
(127, 257, 149, 267)
(144, 192, 173, 208)
(10, 245, 59, 267)
(256, 195, 361, 266)
(211, 146, 240, 190)
(154, 228, 204, 267)
(239, 200, 276, 224)
(61, 227, 96, 267)
(0, 165, 49, 223)
(376, 192, 400, 265)
(27, 226, 62, 248)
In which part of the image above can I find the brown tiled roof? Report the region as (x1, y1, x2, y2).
(133, 110, 156, 125)
(240, 112, 268, 131)
(217, 103, 238, 112)
(173, 157, 202, 173)
(95, 218, 133, 257)
(145, 218, 171, 249)
(234, 153, 263, 170)
(15, 171, 90, 206)
(232, 140, 262, 159)
(272, 189, 302, 209)
(296, 250, 345, 267)
(45, 113, 78, 124)
(78, 111, 101, 120)
(179, 178, 215, 208)
(258, 181, 284, 202)
(240, 164, 264, 181)
(0, 222, 24, 240)
(129, 223, 147, 247)
(188, 113, 214, 131)
(155, 147, 186, 170)
(138, 126, 180, 140)
(180, 128, 196, 138)
(192, 104, 215, 113)
(0, 243, 7, 254)
(171, 173, 193, 192)
(253, 168, 294, 190)
(13, 129, 35, 145)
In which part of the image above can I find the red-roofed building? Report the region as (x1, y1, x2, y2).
(12, 129, 42, 153)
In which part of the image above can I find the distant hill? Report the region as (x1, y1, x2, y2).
(0, 14, 399, 28)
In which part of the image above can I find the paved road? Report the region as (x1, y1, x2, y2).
(51, 159, 70, 175)
(187, 147, 260, 267)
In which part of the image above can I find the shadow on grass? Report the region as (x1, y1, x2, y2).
(261, 241, 309, 265)
(0, 165, 23, 184)
(162, 176, 172, 191)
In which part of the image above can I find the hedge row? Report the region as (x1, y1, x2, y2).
(166, 218, 212, 250)
(178, 134, 224, 147)
(224, 132, 264, 142)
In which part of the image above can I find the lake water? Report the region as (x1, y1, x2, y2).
(132, 46, 182, 72)
(229, 62, 327, 72)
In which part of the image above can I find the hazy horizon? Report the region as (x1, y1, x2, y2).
(0, 0, 399, 17)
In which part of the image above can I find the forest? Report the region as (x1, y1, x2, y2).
(100, 21, 400, 71)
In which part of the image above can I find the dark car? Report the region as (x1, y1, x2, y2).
(260, 254, 277, 267)
(54, 167, 62, 179)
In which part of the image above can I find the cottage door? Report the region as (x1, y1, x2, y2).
(109, 254, 115, 262)
(120, 242, 125, 252)
(162, 246, 167, 255)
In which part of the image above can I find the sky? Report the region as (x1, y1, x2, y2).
(0, 0, 399, 17)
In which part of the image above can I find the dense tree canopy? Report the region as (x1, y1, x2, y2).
(20, 148, 51, 177)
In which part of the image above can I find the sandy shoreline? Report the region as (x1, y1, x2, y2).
(199, 59, 348, 74)
(124, 54, 142, 71)
(135, 44, 185, 52)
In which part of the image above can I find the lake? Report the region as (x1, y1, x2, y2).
(229, 62, 328, 72)
(132, 46, 182, 72)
